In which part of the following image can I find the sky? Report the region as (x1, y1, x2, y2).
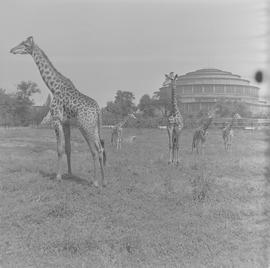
(0, 0, 268, 107)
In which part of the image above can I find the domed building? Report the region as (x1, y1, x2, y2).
(159, 68, 269, 115)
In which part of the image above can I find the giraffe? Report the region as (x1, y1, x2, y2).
(111, 113, 136, 150)
(10, 36, 106, 187)
(222, 113, 241, 151)
(163, 72, 184, 165)
(192, 108, 217, 154)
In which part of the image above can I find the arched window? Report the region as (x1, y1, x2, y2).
(215, 85, 224, 94)
(183, 86, 192, 94)
(193, 85, 203, 94)
(235, 87, 243, 95)
(204, 85, 213, 94)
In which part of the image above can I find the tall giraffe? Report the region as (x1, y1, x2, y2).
(111, 113, 136, 150)
(192, 108, 217, 154)
(10, 36, 106, 187)
(222, 113, 241, 151)
(163, 72, 184, 165)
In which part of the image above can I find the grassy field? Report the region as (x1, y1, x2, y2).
(0, 127, 269, 267)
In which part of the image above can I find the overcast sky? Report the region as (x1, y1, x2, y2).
(0, 0, 268, 107)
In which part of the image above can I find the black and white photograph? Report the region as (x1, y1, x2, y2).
(0, 0, 269, 267)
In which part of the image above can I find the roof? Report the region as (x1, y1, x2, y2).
(176, 68, 257, 88)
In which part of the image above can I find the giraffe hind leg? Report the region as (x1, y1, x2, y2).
(79, 126, 104, 188)
(168, 138, 173, 164)
(175, 142, 180, 165)
(171, 128, 180, 165)
(167, 127, 174, 164)
(94, 138, 106, 186)
(63, 122, 72, 175)
(100, 138, 106, 166)
(173, 135, 179, 165)
(54, 120, 65, 181)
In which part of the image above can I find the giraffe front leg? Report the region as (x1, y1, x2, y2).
(226, 138, 230, 151)
(168, 141, 173, 164)
(78, 127, 98, 187)
(201, 141, 205, 155)
(54, 121, 65, 181)
(119, 137, 122, 150)
(111, 132, 114, 146)
(224, 138, 227, 151)
(228, 136, 232, 152)
(195, 139, 199, 154)
(92, 152, 99, 187)
(94, 138, 106, 187)
(116, 137, 119, 150)
(174, 133, 180, 165)
(175, 145, 180, 165)
(63, 122, 72, 175)
(167, 128, 173, 164)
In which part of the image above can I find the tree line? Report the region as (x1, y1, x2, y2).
(0, 81, 259, 128)
(0, 81, 49, 127)
(102, 89, 255, 128)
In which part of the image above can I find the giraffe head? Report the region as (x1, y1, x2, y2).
(233, 113, 241, 120)
(163, 72, 178, 87)
(207, 106, 218, 118)
(128, 113, 136, 120)
(10, 36, 34, 55)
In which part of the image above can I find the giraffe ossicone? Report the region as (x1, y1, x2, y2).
(10, 36, 106, 187)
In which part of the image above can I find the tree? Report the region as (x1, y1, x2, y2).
(138, 94, 155, 117)
(16, 81, 40, 104)
(14, 81, 41, 126)
(152, 88, 172, 117)
(215, 99, 251, 117)
(0, 89, 15, 126)
(105, 90, 136, 116)
(105, 101, 122, 115)
(30, 94, 51, 126)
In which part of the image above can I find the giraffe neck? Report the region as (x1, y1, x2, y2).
(202, 117, 213, 131)
(31, 44, 73, 95)
(227, 116, 236, 130)
(171, 83, 179, 116)
(119, 115, 131, 128)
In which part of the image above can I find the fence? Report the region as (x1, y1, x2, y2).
(213, 118, 270, 129)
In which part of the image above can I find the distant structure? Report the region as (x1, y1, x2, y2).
(159, 68, 270, 115)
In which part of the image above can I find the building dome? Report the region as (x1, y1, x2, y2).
(160, 68, 263, 114)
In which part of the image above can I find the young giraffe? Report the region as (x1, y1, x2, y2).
(192, 108, 217, 154)
(111, 113, 136, 150)
(163, 72, 184, 165)
(222, 113, 241, 151)
(10, 36, 106, 187)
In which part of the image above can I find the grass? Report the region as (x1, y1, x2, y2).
(0, 127, 269, 267)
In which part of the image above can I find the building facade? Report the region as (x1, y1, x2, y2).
(159, 68, 270, 115)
